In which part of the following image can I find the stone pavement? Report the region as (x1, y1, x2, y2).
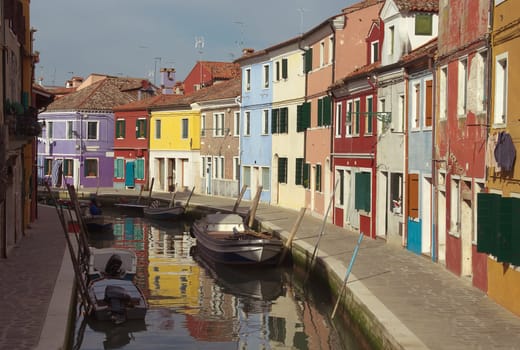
(3, 188, 520, 349)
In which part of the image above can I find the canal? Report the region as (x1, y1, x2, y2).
(70, 209, 371, 350)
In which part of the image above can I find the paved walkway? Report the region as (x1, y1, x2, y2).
(2, 188, 520, 349)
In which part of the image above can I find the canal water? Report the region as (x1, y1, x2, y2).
(70, 210, 371, 350)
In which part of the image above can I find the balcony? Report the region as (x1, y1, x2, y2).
(5, 101, 42, 146)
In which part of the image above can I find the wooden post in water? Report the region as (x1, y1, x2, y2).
(248, 186, 263, 228)
(184, 186, 195, 209)
(147, 177, 155, 205)
(136, 185, 144, 204)
(233, 185, 247, 213)
(277, 207, 306, 266)
(168, 184, 178, 208)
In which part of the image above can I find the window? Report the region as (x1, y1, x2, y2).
(297, 102, 311, 132)
(412, 83, 420, 129)
(87, 121, 97, 140)
(271, 107, 288, 134)
(243, 166, 251, 187)
(136, 158, 145, 180)
(136, 118, 146, 139)
(84, 158, 98, 177)
(371, 41, 379, 63)
(476, 50, 488, 113)
(220, 157, 225, 178)
(245, 68, 251, 91)
(278, 157, 288, 183)
(304, 48, 313, 73)
(155, 119, 161, 139)
(263, 64, 270, 88)
(201, 114, 206, 137)
(494, 53, 508, 125)
(399, 95, 405, 131)
(415, 14, 433, 35)
(439, 66, 448, 120)
(320, 41, 325, 67)
(329, 36, 334, 64)
(355, 172, 371, 212)
(46, 121, 53, 139)
(44, 158, 53, 176)
(317, 96, 332, 126)
(116, 119, 125, 139)
(335, 102, 342, 137)
(425, 80, 433, 127)
(282, 58, 288, 79)
(315, 164, 322, 192)
(458, 58, 468, 116)
(295, 158, 310, 188)
(388, 26, 395, 55)
(336, 170, 344, 206)
(346, 101, 353, 136)
(234, 112, 240, 136)
(366, 96, 373, 135)
(213, 157, 219, 178)
(181, 118, 189, 139)
(262, 109, 269, 135)
(213, 113, 225, 136)
(379, 98, 386, 134)
(67, 121, 74, 139)
(63, 159, 73, 177)
(275, 61, 281, 81)
(244, 111, 251, 136)
(390, 173, 403, 214)
(450, 178, 461, 233)
(261, 167, 270, 191)
(354, 99, 360, 135)
(233, 157, 240, 181)
(114, 158, 124, 178)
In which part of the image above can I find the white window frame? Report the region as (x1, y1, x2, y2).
(493, 52, 508, 126)
(263, 64, 270, 89)
(388, 26, 395, 55)
(66, 120, 74, 139)
(262, 109, 269, 135)
(181, 118, 189, 139)
(366, 96, 374, 135)
(233, 157, 240, 181)
(155, 119, 161, 139)
(201, 114, 206, 137)
(457, 57, 468, 116)
(320, 41, 325, 67)
(213, 112, 225, 137)
(450, 176, 461, 235)
(244, 111, 251, 136)
(346, 100, 353, 137)
(371, 41, 379, 63)
(234, 111, 240, 136)
(412, 83, 420, 130)
(245, 68, 251, 91)
(335, 102, 342, 138)
(86, 121, 99, 140)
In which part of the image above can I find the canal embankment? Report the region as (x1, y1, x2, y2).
(28, 187, 520, 349)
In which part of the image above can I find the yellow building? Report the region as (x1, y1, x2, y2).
(484, 0, 520, 316)
(148, 94, 202, 192)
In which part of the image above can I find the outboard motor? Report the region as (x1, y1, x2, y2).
(105, 254, 123, 278)
(104, 284, 131, 324)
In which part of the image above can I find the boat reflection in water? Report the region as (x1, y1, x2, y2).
(73, 214, 368, 350)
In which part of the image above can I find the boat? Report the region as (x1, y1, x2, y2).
(88, 277, 148, 324)
(190, 212, 284, 265)
(88, 247, 137, 281)
(143, 201, 185, 220)
(83, 215, 114, 234)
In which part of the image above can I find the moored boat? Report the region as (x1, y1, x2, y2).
(88, 247, 137, 281)
(190, 212, 283, 265)
(88, 278, 148, 324)
(143, 203, 185, 220)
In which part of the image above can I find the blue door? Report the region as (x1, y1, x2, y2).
(125, 161, 135, 187)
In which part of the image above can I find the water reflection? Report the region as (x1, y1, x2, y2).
(73, 214, 367, 350)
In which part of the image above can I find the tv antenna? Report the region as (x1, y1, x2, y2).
(195, 36, 205, 54)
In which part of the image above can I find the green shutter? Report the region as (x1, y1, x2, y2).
(278, 158, 287, 183)
(355, 172, 371, 212)
(295, 158, 303, 185)
(282, 58, 288, 79)
(272, 109, 279, 134)
(281, 108, 288, 133)
(316, 164, 321, 192)
(303, 163, 310, 189)
(305, 48, 313, 73)
(297, 105, 303, 132)
(498, 197, 512, 263)
(323, 96, 332, 126)
(318, 98, 323, 126)
(477, 193, 498, 255)
(511, 198, 520, 265)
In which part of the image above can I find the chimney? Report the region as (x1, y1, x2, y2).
(160, 68, 176, 95)
(242, 48, 255, 56)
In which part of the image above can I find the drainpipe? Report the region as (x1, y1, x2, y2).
(403, 69, 409, 248)
(430, 54, 438, 262)
(328, 19, 337, 224)
(235, 95, 242, 196)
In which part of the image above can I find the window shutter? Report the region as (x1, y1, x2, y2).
(318, 98, 323, 126)
(510, 198, 520, 265)
(425, 80, 433, 127)
(323, 95, 332, 126)
(355, 172, 371, 212)
(281, 107, 288, 133)
(295, 158, 303, 185)
(367, 98, 373, 133)
(497, 197, 512, 263)
(278, 158, 287, 183)
(271, 109, 279, 134)
(297, 102, 311, 132)
(407, 173, 419, 218)
(304, 48, 313, 73)
(282, 58, 288, 79)
(303, 163, 310, 189)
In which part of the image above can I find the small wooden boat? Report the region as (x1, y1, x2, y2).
(190, 212, 283, 265)
(143, 202, 185, 220)
(88, 247, 137, 281)
(88, 278, 148, 324)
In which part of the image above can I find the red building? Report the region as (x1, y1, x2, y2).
(330, 19, 382, 238)
(182, 61, 240, 95)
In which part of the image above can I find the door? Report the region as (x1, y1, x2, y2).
(125, 161, 135, 188)
(407, 173, 421, 254)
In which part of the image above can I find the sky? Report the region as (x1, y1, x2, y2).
(31, 0, 357, 87)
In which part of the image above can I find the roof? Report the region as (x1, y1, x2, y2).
(199, 61, 240, 80)
(400, 37, 437, 65)
(46, 77, 144, 112)
(393, 0, 438, 12)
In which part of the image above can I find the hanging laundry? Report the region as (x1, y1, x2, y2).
(494, 131, 516, 172)
(486, 133, 499, 171)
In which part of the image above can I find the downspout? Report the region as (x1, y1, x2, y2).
(403, 69, 409, 248)
(430, 54, 438, 262)
(329, 19, 337, 224)
(1, 11, 7, 258)
(235, 95, 242, 196)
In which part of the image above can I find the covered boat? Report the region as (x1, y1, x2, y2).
(190, 213, 283, 265)
(88, 248, 137, 281)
